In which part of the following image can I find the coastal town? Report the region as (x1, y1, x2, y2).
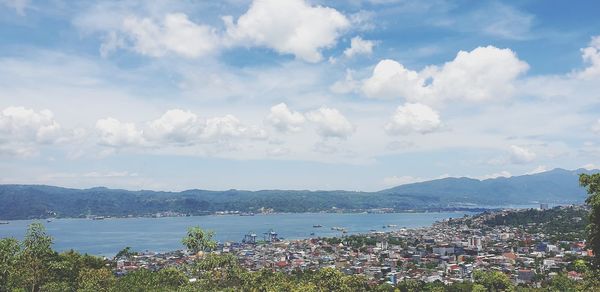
(113, 205, 592, 288)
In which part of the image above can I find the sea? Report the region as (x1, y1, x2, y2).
(0, 212, 473, 257)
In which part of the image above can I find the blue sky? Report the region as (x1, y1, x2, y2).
(1, 0, 600, 191)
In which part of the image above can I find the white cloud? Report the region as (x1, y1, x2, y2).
(223, 0, 350, 62)
(578, 36, 600, 79)
(266, 103, 305, 133)
(114, 13, 220, 58)
(343, 36, 375, 58)
(581, 163, 599, 170)
(430, 46, 529, 102)
(509, 145, 536, 164)
(474, 2, 534, 40)
(0, 106, 62, 144)
(96, 117, 144, 147)
(526, 165, 548, 175)
(479, 170, 512, 180)
(362, 59, 427, 100)
(385, 103, 441, 135)
(382, 175, 425, 186)
(306, 107, 355, 139)
(330, 69, 360, 94)
(362, 46, 529, 103)
(202, 115, 267, 141)
(97, 110, 268, 149)
(146, 109, 201, 144)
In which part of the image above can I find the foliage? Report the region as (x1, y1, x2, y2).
(0, 238, 19, 291)
(580, 173, 600, 267)
(181, 226, 217, 253)
(483, 206, 589, 241)
(0, 168, 591, 219)
(473, 270, 514, 292)
(5, 222, 600, 291)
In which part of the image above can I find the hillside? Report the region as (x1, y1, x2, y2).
(0, 168, 595, 219)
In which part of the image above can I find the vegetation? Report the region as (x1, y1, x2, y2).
(483, 206, 589, 241)
(580, 173, 600, 267)
(181, 226, 217, 254)
(2, 223, 600, 291)
(0, 168, 591, 219)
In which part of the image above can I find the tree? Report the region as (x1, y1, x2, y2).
(48, 250, 107, 290)
(20, 222, 54, 292)
(115, 246, 137, 259)
(78, 268, 116, 292)
(182, 226, 217, 254)
(548, 273, 577, 292)
(0, 238, 20, 291)
(580, 173, 600, 267)
(473, 270, 514, 292)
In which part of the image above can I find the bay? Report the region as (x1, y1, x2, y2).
(0, 212, 472, 257)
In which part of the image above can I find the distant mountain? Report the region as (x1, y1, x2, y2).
(380, 168, 595, 205)
(0, 168, 595, 219)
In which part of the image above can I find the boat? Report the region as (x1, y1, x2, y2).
(46, 219, 53, 223)
(0, 221, 8, 225)
(240, 212, 255, 216)
(312, 224, 322, 228)
(92, 216, 105, 220)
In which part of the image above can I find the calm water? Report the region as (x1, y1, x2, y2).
(0, 212, 471, 256)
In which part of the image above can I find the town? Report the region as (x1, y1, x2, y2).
(114, 205, 592, 288)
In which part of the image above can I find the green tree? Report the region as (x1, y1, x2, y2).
(182, 226, 217, 254)
(473, 270, 514, 292)
(580, 173, 600, 267)
(115, 246, 137, 259)
(0, 238, 20, 291)
(548, 273, 577, 292)
(154, 267, 187, 289)
(48, 250, 107, 290)
(78, 267, 116, 292)
(20, 222, 54, 292)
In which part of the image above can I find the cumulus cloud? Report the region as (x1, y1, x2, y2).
(108, 13, 220, 58)
(362, 46, 529, 103)
(509, 145, 536, 164)
(146, 109, 201, 144)
(343, 36, 375, 58)
(97, 110, 268, 148)
(223, 0, 350, 62)
(306, 107, 355, 139)
(578, 36, 600, 79)
(385, 103, 441, 135)
(362, 59, 427, 100)
(96, 117, 144, 147)
(0, 106, 62, 144)
(202, 115, 267, 141)
(266, 103, 305, 133)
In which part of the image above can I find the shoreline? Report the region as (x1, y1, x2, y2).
(0, 205, 552, 221)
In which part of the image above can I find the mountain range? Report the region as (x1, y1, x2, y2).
(0, 168, 595, 220)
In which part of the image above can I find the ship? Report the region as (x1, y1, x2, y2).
(312, 224, 322, 228)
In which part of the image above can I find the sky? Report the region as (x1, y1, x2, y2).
(1, 0, 600, 192)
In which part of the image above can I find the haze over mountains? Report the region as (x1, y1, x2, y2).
(0, 168, 594, 220)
